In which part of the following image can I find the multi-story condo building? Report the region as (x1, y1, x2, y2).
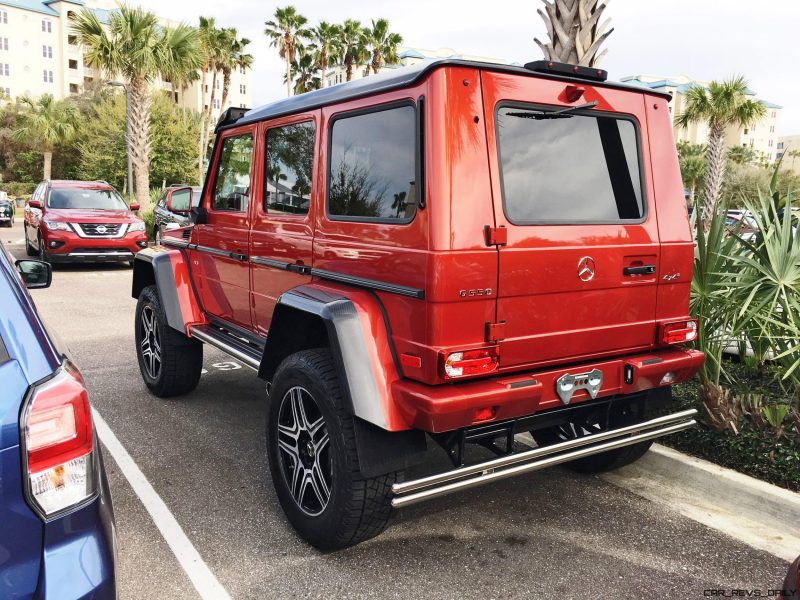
(621, 74, 782, 162)
(0, 0, 252, 121)
(323, 46, 513, 88)
(777, 134, 800, 175)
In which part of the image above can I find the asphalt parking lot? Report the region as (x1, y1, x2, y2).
(2, 218, 792, 599)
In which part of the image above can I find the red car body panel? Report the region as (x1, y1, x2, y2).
(24, 180, 146, 262)
(164, 62, 702, 433)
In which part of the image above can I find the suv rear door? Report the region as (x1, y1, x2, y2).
(481, 71, 660, 370)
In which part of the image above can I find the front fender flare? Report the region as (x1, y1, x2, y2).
(132, 246, 204, 334)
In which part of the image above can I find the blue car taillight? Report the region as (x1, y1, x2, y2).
(21, 362, 96, 518)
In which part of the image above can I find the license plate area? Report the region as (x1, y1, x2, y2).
(555, 369, 603, 405)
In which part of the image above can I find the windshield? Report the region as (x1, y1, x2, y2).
(496, 106, 644, 223)
(47, 188, 127, 210)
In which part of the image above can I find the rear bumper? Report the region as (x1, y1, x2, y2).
(393, 347, 704, 432)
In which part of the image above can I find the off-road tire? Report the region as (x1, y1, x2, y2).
(267, 349, 399, 550)
(135, 285, 203, 397)
(531, 407, 653, 473)
(25, 226, 37, 256)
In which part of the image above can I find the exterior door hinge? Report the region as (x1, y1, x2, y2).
(485, 321, 507, 343)
(484, 225, 507, 246)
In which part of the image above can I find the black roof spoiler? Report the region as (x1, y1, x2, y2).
(523, 60, 607, 82)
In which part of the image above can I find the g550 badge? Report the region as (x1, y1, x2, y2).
(459, 288, 493, 298)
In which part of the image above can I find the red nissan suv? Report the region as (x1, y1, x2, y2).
(24, 180, 147, 264)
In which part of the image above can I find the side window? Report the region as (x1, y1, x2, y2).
(328, 104, 417, 222)
(212, 134, 253, 213)
(264, 121, 315, 216)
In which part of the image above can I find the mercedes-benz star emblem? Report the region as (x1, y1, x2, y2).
(577, 256, 596, 281)
(96, 225, 107, 234)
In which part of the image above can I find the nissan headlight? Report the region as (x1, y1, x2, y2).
(129, 220, 146, 232)
(43, 218, 70, 231)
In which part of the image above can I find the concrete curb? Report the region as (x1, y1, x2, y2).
(602, 443, 800, 561)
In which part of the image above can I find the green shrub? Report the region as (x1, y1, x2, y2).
(0, 181, 36, 197)
(140, 207, 156, 241)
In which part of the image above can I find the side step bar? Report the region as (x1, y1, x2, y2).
(391, 408, 697, 508)
(189, 325, 262, 370)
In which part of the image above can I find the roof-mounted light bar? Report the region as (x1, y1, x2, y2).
(523, 60, 608, 82)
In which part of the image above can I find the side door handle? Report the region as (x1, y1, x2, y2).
(287, 261, 311, 275)
(623, 264, 656, 276)
(231, 250, 247, 262)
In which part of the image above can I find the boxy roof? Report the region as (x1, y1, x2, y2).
(228, 58, 672, 131)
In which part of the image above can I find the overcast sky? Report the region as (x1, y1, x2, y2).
(134, 0, 800, 135)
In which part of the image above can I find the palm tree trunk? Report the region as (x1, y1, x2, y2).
(43, 150, 52, 180)
(372, 52, 380, 75)
(689, 183, 696, 203)
(702, 123, 727, 227)
(286, 54, 292, 96)
(321, 52, 327, 88)
(345, 56, 353, 81)
(129, 77, 153, 211)
(198, 67, 209, 183)
(221, 68, 231, 112)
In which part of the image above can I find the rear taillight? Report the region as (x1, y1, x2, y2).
(442, 346, 500, 379)
(659, 320, 699, 345)
(22, 363, 96, 518)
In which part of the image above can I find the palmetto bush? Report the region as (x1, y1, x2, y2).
(691, 166, 800, 430)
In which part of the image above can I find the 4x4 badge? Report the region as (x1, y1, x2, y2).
(577, 256, 596, 281)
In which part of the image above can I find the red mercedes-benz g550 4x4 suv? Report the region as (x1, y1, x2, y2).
(132, 59, 703, 550)
(25, 180, 147, 264)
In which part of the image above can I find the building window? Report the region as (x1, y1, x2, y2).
(769, 125, 775, 133)
(213, 98, 220, 109)
(768, 139, 773, 148)
(771, 111, 776, 118)
(43, 70, 53, 83)
(1, 87, 9, 98)
(239, 84, 246, 94)
(43, 45, 53, 59)
(778, 142, 784, 150)
(216, 79, 220, 89)
(0, 38, 7, 51)
(0, 63, 9, 77)
(0, 10, 7, 24)
(239, 65, 246, 74)
(68, 35, 77, 45)
(42, 19, 52, 33)
(68, 59, 78, 69)
(69, 83, 78, 94)
(743, 128, 748, 135)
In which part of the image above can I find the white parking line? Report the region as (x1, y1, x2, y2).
(92, 408, 232, 600)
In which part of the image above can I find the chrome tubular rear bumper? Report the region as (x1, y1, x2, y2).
(391, 408, 697, 508)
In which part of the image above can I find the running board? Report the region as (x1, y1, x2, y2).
(391, 408, 698, 508)
(189, 325, 262, 370)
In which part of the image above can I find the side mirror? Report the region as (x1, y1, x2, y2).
(190, 205, 208, 225)
(166, 187, 192, 214)
(129, 201, 140, 212)
(16, 260, 52, 289)
(28, 199, 42, 209)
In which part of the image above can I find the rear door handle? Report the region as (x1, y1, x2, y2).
(623, 265, 656, 276)
(287, 261, 311, 275)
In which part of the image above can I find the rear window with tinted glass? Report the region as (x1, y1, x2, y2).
(496, 106, 644, 223)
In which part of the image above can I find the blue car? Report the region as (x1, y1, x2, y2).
(0, 242, 116, 599)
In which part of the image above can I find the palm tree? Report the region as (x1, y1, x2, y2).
(534, 0, 614, 66)
(363, 19, 403, 75)
(286, 53, 320, 95)
(196, 16, 220, 182)
(265, 6, 311, 97)
(220, 31, 253, 110)
(310, 22, 341, 88)
(13, 94, 79, 180)
(677, 142, 706, 204)
(340, 19, 367, 82)
(71, 7, 200, 210)
(676, 76, 766, 225)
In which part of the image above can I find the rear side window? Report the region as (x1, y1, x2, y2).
(212, 134, 253, 213)
(496, 105, 644, 224)
(328, 104, 417, 222)
(264, 121, 315, 216)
